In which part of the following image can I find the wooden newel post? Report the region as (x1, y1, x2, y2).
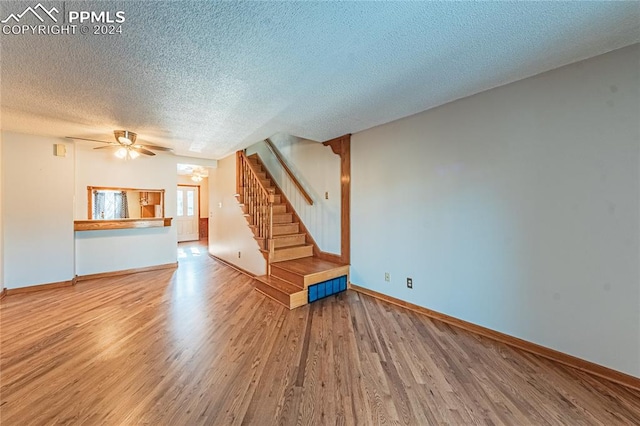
(236, 151, 243, 196)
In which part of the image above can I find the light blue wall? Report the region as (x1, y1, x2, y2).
(351, 45, 640, 377)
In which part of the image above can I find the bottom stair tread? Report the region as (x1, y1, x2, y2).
(254, 275, 308, 310)
(255, 275, 303, 294)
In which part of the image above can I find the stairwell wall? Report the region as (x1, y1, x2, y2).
(246, 134, 341, 254)
(209, 154, 267, 276)
(351, 45, 640, 377)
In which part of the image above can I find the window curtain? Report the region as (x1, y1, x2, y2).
(93, 191, 106, 219)
(93, 191, 128, 219)
(115, 191, 129, 219)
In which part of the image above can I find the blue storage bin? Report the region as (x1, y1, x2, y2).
(309, 285, 318, 302)
(307, 275, 348, 304)
(317, 282, 326, 299)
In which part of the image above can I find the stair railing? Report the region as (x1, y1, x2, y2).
(237, 151, 275, 253)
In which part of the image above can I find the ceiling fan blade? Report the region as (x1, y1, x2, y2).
(133, 147, 156, 156)
(66, 136, 113, 144)
(93, 145, 119, 150)
(137, 144, 173, 152)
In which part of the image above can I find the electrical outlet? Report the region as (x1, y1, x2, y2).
(238, 251, 241, 258)
(325, 192, 329, 200)
(407, 278, 413, 289)
(384, 272, 390, 282)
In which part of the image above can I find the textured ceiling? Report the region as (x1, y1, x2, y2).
(1, 1, 639, 159)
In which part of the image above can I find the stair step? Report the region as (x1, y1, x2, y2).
(254, 276, 307, 309)
(242, 203, 287, 215)
(271, 257, 350, 288)
(238, 194, 282, 205)
(272, 213, 293, 224)
(271, 244, 313, 262)
(255, 234, 306, 250)
(247, 160, 262, 171)
(273, 233, 306, 248)
(260, 179, 273, 188)
(272, 222, 299, 235)
(272, 204, 287, 214)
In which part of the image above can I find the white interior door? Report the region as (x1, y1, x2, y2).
(177, 186, 199, 242)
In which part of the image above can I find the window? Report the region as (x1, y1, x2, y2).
(93, 190, 129, 219)
(187, 191, 194, 217)
(177, 190, 184, 216)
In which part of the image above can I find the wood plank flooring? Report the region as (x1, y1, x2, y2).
(1, 242, 639, 425)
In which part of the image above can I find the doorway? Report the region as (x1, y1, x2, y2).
(177, 185, 199, 242)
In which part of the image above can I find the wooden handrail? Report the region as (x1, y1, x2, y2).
(264, 139, 314, 205)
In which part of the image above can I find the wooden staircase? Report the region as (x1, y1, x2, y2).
(236, 152, 349, 309)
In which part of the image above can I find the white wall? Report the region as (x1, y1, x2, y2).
(351, 45, 640, 377)
(2, 132, 75, 288)
(246, 134, 341, 254)
(74, 143, 178, 275)
(209, 154, 266, 276)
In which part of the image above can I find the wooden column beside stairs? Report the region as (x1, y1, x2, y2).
(235, 152, 349, 309)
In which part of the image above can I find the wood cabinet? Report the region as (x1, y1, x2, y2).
(139, 191, 164, 218)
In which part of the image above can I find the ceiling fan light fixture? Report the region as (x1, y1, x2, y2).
(115, 147, 128, 159)
(115, 146, 140, 160)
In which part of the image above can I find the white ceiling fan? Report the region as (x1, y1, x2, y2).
(67, 130, 173, 159)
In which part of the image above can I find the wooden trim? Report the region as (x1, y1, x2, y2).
(5, 280, 74, 296)
(87, 186, 166, 220)
(264, 138, 314, 205)
(236, 151, 242, 195)
(322, 134, 351, 264)
(88, 185, 165, 193)
(209, 254, 256, 278)
(75, 262, 178, 282)
(74, 217, 173, 231)
(87, 186, 92, 219)
(0, 288, 6, 300)
(349, 284, 640, 392)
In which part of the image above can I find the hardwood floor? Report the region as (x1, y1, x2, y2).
(1, 243, 639, 425)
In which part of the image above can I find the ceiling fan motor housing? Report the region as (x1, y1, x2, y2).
(115, 130, 136, 145)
